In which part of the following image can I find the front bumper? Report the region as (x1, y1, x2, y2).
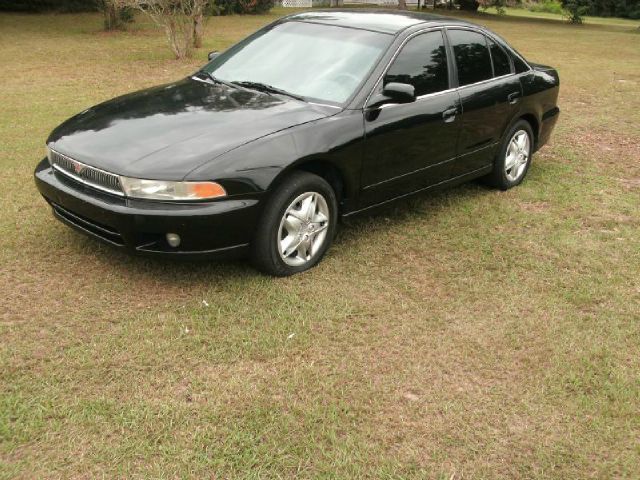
(34, 158, 264, 259)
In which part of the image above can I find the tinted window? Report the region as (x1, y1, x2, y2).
(384, 31, 449, 97)
(513, 54, 530, 74)
(448, 29, 492, 87)
(489, 39, 511, 77)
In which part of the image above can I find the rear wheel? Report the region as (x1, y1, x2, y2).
(251, 172, 337, 276)
(486, 119, 534, 190)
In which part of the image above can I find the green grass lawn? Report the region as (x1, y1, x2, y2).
(1, 7, 639, 479)
(481, 5, 640, 27)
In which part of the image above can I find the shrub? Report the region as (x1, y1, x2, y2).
(560, 0, 639, 21)
(561, 0, 592, 22)
(213, 0, 274, 15)
(0, 0, 99, 12)
(126, 0, 211, 58)
(458, 0, 480, 10)
(479, 0, 508, 14)
(592, 0, 640, 18)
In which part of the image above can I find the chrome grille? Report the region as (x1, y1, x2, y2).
(49, 149, 123, 195)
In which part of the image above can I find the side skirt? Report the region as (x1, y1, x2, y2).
(342, 165, 493, 218)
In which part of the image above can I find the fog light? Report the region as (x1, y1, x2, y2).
(166, 233, 181, 248)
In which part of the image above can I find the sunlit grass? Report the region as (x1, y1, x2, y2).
(480, 5, 640, 27)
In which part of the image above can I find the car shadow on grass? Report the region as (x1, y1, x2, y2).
(71, 180, 494, 284)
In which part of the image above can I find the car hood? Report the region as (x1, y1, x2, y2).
(47, 77, 336, 180)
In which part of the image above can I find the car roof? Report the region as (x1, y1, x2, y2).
(283, 9, 476, 35)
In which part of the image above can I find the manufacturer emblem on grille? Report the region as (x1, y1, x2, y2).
(71, 160, 84, 175)
(50, 150, 123, 195)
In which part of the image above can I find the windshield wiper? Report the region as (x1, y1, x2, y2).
(230, 81, 305, 101)
(194, 70, 238, 90)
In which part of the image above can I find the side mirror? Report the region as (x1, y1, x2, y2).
(368, 82, 416, 109)
(208, 50, 220, 61)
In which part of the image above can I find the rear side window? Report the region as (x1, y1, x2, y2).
(513, 54, 530, 73)
(384, 31, 449, 97)
(488, 39, 512, 77)
(448, 29, 492, 87)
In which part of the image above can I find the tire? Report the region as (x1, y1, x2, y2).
(250, 171, 338, 276)
(485, 119, 534, 190)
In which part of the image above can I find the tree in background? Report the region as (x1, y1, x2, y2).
(99, 0, 134, 30)
(192, 0, 206, 48)
(212, 0, 274, 14)
(560, 0, 592, 22)
(588, 0, 640, 18)
(126, 0, 276, 58)
(126, 0, 211, 58)
(0, 0, 98, 12)
(458, 0, 481, 10)
(479, 0, 508, 14)
(560, 0, 639, 21)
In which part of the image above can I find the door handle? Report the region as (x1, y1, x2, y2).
(442, 107, 458, 123)
(508, 92, 521, 104)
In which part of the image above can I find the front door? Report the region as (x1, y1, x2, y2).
(360, 30, 461, 207)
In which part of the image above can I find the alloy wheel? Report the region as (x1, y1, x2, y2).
(505, 129, 530, 182)
(277, 191, 330, 267)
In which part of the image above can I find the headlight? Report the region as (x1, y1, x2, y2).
(46, 145, 53, 165)
(120, 177, 226, 201)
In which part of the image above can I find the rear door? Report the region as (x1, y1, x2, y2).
(446, 28, 520, 178)
(487, 36, 521, 126)
(360, 29, 461, 206)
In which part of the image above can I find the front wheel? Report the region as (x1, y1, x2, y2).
(485, 120, 534, 190)
(251, 171, 338, 276)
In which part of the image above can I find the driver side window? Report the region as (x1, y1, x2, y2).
(384, 31, 449, 97)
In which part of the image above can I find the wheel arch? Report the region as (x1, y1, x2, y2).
(519, 112, 540, 149)
(269, 158, 350, 212)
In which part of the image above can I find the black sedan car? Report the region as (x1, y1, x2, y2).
(35, 10, 560, 276)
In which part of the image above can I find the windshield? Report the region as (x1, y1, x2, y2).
(203, 21, 392, 105)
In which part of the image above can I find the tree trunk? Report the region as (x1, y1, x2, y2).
(193, 10, 204, 48)
(398, 0, 407, 10)
(104, 3, 119, 30)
